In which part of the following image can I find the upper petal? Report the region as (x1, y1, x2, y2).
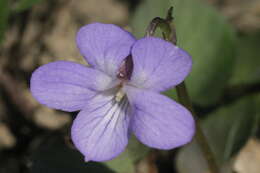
(30, 61, 116, 112)
(71, 90, 130, 161)
(76, 23, 136, 77)
(125, 86, 195, 149)
(129, 37, 192, 92)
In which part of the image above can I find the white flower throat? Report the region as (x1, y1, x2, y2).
(115, 88, 125, 102)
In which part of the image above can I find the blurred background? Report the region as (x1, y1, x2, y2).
(0, 0, 260, 172)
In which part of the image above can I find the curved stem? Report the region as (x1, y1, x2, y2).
(146, 7, 220, 173)
(176, 83, 220, 173)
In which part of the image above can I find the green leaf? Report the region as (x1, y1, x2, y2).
(14, 0, 43, 12)
(131, 0, 236, 106)
(256, 94, 260, 127)
(0, 0, 10, 44)
(176, 96, 257, 173)
(104, 136, 150, 173)
(228, 32, 260, 132)
(229, 32, 260, 85)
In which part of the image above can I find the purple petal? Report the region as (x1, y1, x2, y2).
(76, 23, 136, 77)
(71, 89, 130, 161)
(30, 61, 116, 112)
(129, 37, 192, 92)
(125, 86, 195, 149)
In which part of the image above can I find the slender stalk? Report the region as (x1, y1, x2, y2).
(146, 7, 220, 173)
(176, 83, 220, 173)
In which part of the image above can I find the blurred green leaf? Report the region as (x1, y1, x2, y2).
(0, 0, 10, 44)
(176, 96, 257, 173)
(15, 0, 42, 12)
(104, 136, 150, 173)
(228, 32, 260, 132)
(31, 136, 115, 173)
(229, 32, 260, 85)
(256, 94, 260, 127)
(131, 0, 236, 106)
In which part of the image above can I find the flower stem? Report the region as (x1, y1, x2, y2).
(176, 83, 220, 173)
(146, 7, 220, 173)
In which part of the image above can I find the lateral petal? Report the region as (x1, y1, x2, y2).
(30, 61, 116, 112)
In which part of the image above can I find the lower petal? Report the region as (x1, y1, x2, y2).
(126, 86, 195, 149)
(71, 90, 130, 161)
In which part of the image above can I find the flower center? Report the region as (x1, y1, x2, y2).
(115, 87, 125, 102)
(115, 89, 125, 102)
(116, 55, 133, 81)
(115, 55, 133, 102)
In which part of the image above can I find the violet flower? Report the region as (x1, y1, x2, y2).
(30, 23, 195, 162)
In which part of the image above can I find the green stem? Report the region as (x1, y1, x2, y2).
(146, 7, 220, 173)
(176, 83, 220, 173)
